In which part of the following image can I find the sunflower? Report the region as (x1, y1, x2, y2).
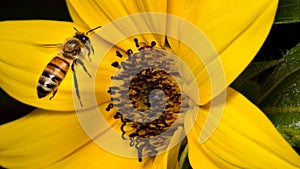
(1, 0, 299, 169)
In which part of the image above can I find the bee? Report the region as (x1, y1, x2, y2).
(37, 26, 101, 106)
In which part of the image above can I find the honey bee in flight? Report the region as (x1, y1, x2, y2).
(37, 26, 101, 106)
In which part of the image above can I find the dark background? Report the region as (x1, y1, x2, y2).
(0, 0, 71, 21)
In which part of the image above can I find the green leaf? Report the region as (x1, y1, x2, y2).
(260, 69, 300, 113)
(259, 68, 300, 148)
(257, 44, 300, 148)
(258, 44, 300, 104)
(232, 59, 283, 88)
(274, 0, 300, 24)
(231, 59, 283, 104)
(266, 112, 300, 147)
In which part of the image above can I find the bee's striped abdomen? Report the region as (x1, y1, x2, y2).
(37, 56, 70, 98)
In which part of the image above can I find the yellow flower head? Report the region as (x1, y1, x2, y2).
(1, 0, 299, 169)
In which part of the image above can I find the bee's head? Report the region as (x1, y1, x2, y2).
(73, 26, 101, 44)
(74, 31, 90, 44)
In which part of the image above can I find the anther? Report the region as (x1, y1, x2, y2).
(127, 49, 133, 55)
(116, 51, 123, 58)
(129, 133, 139, 137)
(121, 123, 128, 140)
(151, 41, 156, 47)
(109, 86, 118, 95)
(130, 137, 135, 146)
(111, 61, 120, 68)
(106, 103, 114, 111)
(134, 38, 140, 48)
(121, 132, 127, 140)
(113, 112, 122, 119)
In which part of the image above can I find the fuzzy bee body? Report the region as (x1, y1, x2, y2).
(37, 55, 71, 99)
(37, 26, 101, 105)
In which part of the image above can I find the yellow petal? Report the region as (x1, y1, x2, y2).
(0, 109, 89, 168)
(67, 0, 278, 106)
(167, 0, 278, 104)
(66, 0, 167, 50)
(0, 20, 110, 110)
(187, 88, 300, 168)
(67, 0, 167, 26)
(0, 108, 156, 169)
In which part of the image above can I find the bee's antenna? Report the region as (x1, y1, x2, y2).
(73, 27, 79, 32)
(86, 26, 101, 35)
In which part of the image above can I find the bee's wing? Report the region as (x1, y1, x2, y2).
(34, 43, 62, 64)
(38, 43, 62, 48)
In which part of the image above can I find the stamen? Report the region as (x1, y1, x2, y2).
(135, 138, 145, 162)
(121, 61, 135, 70)
(151, 41, 156, 47)
(111, 86, 120, 90)
(130, 137, 135, 146)
(127, 49, 133, 55)
(116, 50, 123, 58)
(106, 103, 114, 111)
(114, 103, 125, 107)
(111, 61, 120, 68)
(113, 112, 122, 119)
(111, 76, 122, 80)
(134, 38, 139, 48)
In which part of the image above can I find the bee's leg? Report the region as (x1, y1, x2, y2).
(86, 48, 92, 61)
(76, 59, 91, 78)
(84, 43, 94, 61)
(72, 62, 83, 107)
(91, 45, 95, 54)
(49, 89, 58, 100)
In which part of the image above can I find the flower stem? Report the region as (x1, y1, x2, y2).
(178, 144, 188, 169)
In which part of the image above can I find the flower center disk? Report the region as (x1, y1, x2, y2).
(109, 48, 191, 161)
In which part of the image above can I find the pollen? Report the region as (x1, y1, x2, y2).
(108, 44, 190, 161)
